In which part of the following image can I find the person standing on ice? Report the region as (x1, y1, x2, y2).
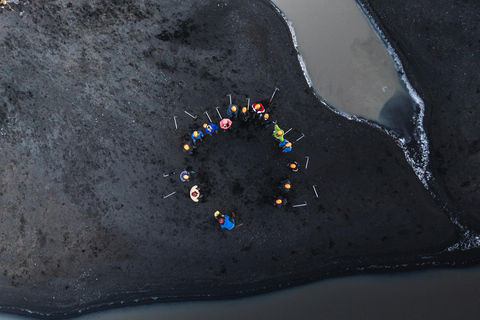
(219, 118, 232, 131)
(282, 141, 292, 153)
(191, 130, 204, 145)
(274, 195, 287, 208)
(180, 170, 191, 182)
(251, 102, 265, 119)
(287, 160, 299, 172)
(238, 107, 251, 122)
(182, 142, 194, 155)
(203, 123, 218, 136)
(260, 113, 272, 128)
(273, 124, 284, 142)
(214, 211, 235, 230)
(226, 104, 238, 119)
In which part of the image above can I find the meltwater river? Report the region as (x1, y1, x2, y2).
(2, 0, 477, 319)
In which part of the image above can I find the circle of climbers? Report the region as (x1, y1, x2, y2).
(170, 89, 309, 230)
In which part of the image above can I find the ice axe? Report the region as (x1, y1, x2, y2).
(293, 133, 305, 143)
(184, 110, 197, 119)
(215, 107, 222, 119)
(312, 185, 319, 198)
(163, 191, 176, 199)
(292, 201, 307, 208)
(283, 128, 292, 136)
(270, 87, 279, 102)
(204, 111, 212, 123)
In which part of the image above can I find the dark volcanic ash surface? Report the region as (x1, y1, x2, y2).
(0, 0, 475, 317)
(360, 0, 480, 232)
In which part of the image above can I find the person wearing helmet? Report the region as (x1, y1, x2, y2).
(226, 104, 239, 118)
(280, 179, 292, 192)
(251, 102, 265, 119)
(219, 118, 233, 130)
(260, 113, 272, 128)
(191, 130, 204, 145)
(190, 185, 202, 202)
(274, 195, 287, 208)
(180, 170, 191, 182)
(287, 161, 299, 172)
(279, 139, 289, 147)
(203, 122, 218, 136)
(272, 124, 284, 142)
(238, 106, 251, 122)
(182, 142, 195, 155)
(282, 141, 293, 153)
(214, 211, 235, 230)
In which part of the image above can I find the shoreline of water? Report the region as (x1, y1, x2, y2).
(354, 0, 480, 250)
(270, 0, 480, 251)
(269, 0, 427, 181)
(0, 1, 478, 319)
(3, 264, 480, 319)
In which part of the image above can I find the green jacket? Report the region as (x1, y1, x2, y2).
(273, 124, 284, 142)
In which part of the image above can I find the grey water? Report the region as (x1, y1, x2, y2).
(273, 0, 416, 138)
(77, 266, 480, 320)
(4, 266, 479, 319)
(0, 1, 471, 319)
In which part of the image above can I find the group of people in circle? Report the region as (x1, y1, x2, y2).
(179, 97, 301, 229)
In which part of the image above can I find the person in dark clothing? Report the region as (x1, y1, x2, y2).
(260, 113, 272, 128)
(226, 104, 238, 119)
(287, 161, 299, 172)
(183, 142, 195, 155)
(280, 179, 292, 192)
(238, 107, 251, 122)
(274, 195, 287, 208)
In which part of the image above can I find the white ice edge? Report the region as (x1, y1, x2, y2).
(0, 3, 479, 318)
(271, 0, 480, 251)
(354, 1, 480, 251)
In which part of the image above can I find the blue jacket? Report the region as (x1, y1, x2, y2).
(279, 139, 289, 147)
(191, 131, 204, 140)
(282, 146, 292, 153)
(226, 104, 238, 117)
(205, 123, 218, 134)
(220, 215, 235, 230)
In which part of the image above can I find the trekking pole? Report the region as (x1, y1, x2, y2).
(246, 98, 250, 110)
(305, 156, 309, 169)
(227, 94, 232, 105)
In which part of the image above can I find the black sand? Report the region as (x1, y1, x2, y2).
(0, 0, 477, 318)
(359, 0, 480, 232)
